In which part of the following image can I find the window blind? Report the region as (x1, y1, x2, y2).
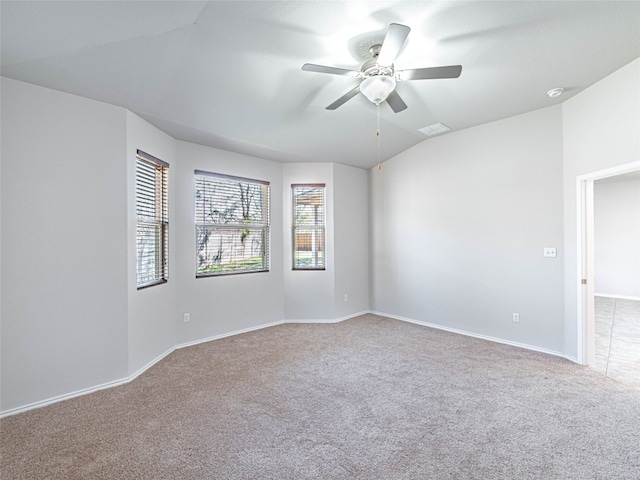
(292, 184, 326, 270)
(136, 150, 168, 288)
(195, 170, 270, 277)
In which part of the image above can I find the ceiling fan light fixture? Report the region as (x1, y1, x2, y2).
(302, 23, 461, 112)
(360, 75, 396, 105)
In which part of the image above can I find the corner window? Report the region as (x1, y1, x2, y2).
(195, 170, 270, 277)
(292, 184, 326, 270)
(136, 150, 169, 289)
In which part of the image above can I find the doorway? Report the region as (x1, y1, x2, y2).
(577, 162, 640, 388)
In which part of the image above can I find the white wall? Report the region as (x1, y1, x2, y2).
(174, 141, 285, 344)
(333, 163, 370, 318)
(1, 78, 129, 411)
(594, 175, 640, 299)
(126, 112, 177, 374)
(562, 58, 640, 359)
(5, 56, 636, 414)
(282, 163, 335, 320)
(0, 78, 371, 415)
(370, 106, 565, 353)
(0, 81, 288, 414)
(281, 162, 370, 321)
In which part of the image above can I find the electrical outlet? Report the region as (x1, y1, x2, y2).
(183, 313, 190, 323)
(344, 294, 348, 302)
(513, 313, 520, 323)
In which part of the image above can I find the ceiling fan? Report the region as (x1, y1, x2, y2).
(302, 23, 462, 113)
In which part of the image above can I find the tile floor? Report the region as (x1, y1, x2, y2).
(593, 296, 640, 389)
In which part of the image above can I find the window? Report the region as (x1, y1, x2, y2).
(292, 184, 325, 270)
(136, 150, 169, 288)
(195, 171, 270, 277)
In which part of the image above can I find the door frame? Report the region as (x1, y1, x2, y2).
(576, 161, 640, 365)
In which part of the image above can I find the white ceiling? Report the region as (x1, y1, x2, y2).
(2, 1, 639, 169)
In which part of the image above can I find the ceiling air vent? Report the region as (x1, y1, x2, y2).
(418, 123, 451, 136)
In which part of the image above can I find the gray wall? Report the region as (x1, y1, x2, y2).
(126, 112, 177, 375)
(1, 78, 129, 410)
(174, 141, 285, 344)
(594, 174, 640, 299)
(281, 162, 370, 321)
(562, 58, 640, 359)
(2, 56, 639, 414)
(334, 163, 370, 318)
(370, 106, 565, 354)
(282, 163, 335, 320)
(0, 77, 371, 414)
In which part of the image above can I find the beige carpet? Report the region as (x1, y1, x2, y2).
(2, 314, 639, 479)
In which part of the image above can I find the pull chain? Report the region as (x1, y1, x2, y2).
(376, 103, 381, 170)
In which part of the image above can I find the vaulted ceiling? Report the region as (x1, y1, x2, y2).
(2, 1, 639, 169)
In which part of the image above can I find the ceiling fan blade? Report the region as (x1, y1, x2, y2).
(376, 23, 411, 67)
(386, 90, 408, 113)
(326, 86, 361, 110)
(302, 63, 359, 77)
(399, 65, 462, 81)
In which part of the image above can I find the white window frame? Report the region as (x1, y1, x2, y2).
(195, 170, 270, 277)
(136, 150, 169, 289)
(292, 184, 326, 270)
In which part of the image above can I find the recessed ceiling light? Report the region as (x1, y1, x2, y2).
(547, 87, 564, 98)
(418, 122, 451, 136)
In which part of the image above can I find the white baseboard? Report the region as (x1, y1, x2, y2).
(175, 320, 285, 350)
(0, 314, 368, 418)
(285, 310, 371, 324)
(1, 309, 572, 418)
(0, 320, 288, 419)
(283, 318, 343, 324)
(595, 293, 640, 301)
(371, 310, 569, 361)
(564, 354, 580, 364)
(0, 375, 135, 419)
(0, 348, 179, 419)
(128, 347, 177, 383)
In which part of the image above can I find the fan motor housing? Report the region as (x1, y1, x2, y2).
(361, 58, 394, 78)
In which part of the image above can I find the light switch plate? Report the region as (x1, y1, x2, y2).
(544, 247, 557, 258)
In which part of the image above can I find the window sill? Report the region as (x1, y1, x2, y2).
(137, 279, 168, 290)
